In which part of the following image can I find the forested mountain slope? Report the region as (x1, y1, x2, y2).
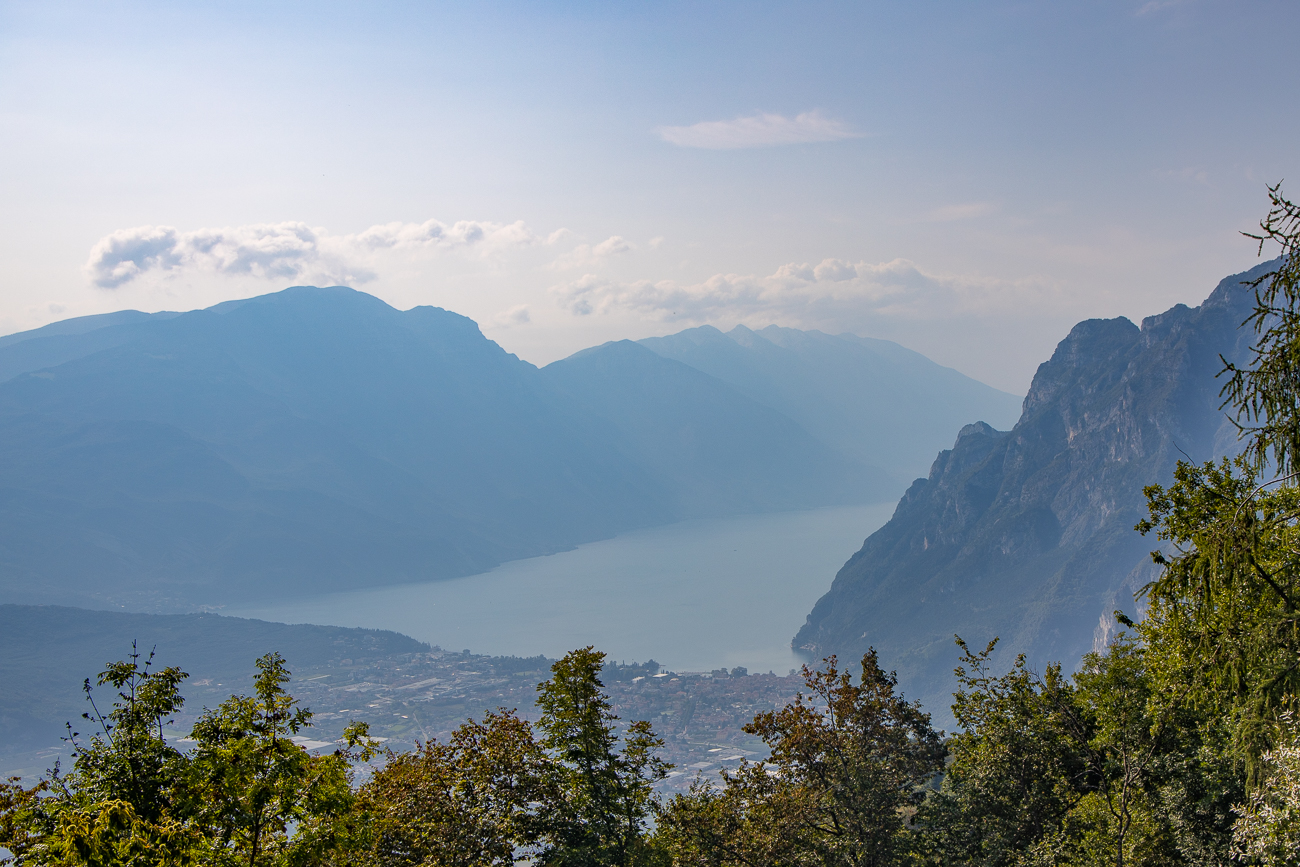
(794, 262, 1273, 716)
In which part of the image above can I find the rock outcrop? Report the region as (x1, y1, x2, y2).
(793, 261, 1273, 718)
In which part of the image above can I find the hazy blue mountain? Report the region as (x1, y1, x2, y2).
(793, 262, 1271, 719)
(0, 603, 427, 763)
(638, 324, 1023, 487)
(0, 286, 882, 611)
(542, 340, 893, 516)
(0, 310, 182, 382)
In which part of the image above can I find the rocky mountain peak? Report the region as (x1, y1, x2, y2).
(793, 261, 1276, 724)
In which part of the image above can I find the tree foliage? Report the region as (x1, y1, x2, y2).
(1233, 713, 1300, 866)
(183, 652, 374, 867)
(659, 652, 943, 867)
(1135, 184, 1300, 788)
(355, 710, 548, 867)
(0, 650, 374, 867)
(0, 645, 673, 867)
(1221, 182, 1300, 476)
(533, 646, 669, 867)
(916, 638, 1087, 867)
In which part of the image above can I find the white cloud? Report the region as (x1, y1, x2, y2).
(494, 304, 532, 326)
(592, 235, 632, 256)
(549, 235, 634, 271)
(353, 219, 536, 252)
(656, 110, 861, 150)
(86, 218, 542, 289)
(551, 258, 1056, 327)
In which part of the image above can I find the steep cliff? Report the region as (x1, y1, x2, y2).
(793, 262, 1273, 718)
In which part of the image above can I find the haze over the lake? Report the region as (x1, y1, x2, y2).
(3, 1, 1297, 392)
(230, 504, 897, 677)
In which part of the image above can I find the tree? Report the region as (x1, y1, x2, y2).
(661, 652, 944, 867)
(1221, 181, 1300, 478)
(1134, 184, 1300, 778)
(1137, 455, 1300, 776)
(61, 643, 191, 824)
(356, 709, 548, 867)
(1232, 713, 1300, 866)
(0, 777, 48, 866)
(533, 646, 669, 867)
(181, 652, 373, 867)
(1, 648, 376, 867)
(655, 769, 816, 867)
(1068, 637, 1174, 867)
(0, 645, 203, 867)
(915, 638, 1089, 867)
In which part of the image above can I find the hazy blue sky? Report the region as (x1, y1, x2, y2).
(1, 1, 1296, 391)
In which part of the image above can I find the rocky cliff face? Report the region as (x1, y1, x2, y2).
(793, 262, 1273, 719)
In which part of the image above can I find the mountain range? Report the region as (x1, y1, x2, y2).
(794, 261, 1272, 717)
(0, 287, 1017, 610)
(639, 324, 1022, 486)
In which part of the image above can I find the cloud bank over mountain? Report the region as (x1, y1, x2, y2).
(85, 219, 543, 289)
(84, 222, 1054, 329)
(551, 257, 1058, 325)
(72, 212, 1087, 392)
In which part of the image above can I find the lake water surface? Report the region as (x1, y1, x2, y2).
(231, 503, 896, 674)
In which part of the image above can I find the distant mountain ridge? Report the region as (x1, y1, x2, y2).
(638, 324, 1023, 486)
(794, 262, 1272, 718)
(0, 288, 680, 608)
(0, 287, 1019, 612)
(541, 340, 887, 516)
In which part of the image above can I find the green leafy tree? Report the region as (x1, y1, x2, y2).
(1232, 713, 1300, 866)
(1221, 182, 1300, 477)
(533, 646, 669, 867)
(655, 768, 816, 867)
(2, 649, 376, 867)
(915, 638, 1089, 867)
(355, 709, 548, 867)
(1137, 456, 1300, 774)
(184, 652, 373, 867)
(661, 652, 944, 867)
(0, 645, 202, 867)
(0, 777, 49, 866)
(1068, 637, 1174, 867)
(1136, 184, 1300, 780)
(917, 633, 1241, 867)
(62, 644, 191, 824)
(44, 799, 198, 867)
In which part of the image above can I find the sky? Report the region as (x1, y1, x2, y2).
(1, 0, 1297, 393)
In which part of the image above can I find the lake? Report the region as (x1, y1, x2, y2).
(230, 503, 896, 674)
